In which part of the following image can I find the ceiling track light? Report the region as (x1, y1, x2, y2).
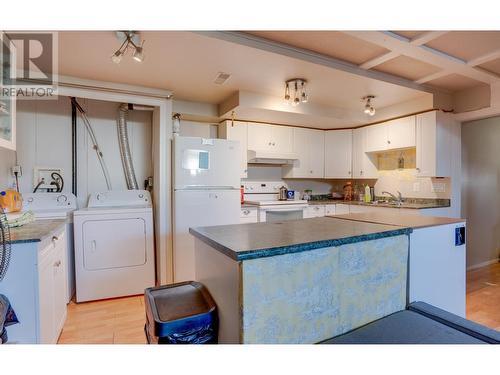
(111, 31, 145, 64)
(362, 95, 376, 116)
(284, 78, 308, 106)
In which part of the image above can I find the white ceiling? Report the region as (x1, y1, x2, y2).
(56, 31, 428, 115)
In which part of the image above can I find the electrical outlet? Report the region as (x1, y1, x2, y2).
(413, 182, 420, 192)
(431, 182, 446, 193)
(11, 165, 22, 177)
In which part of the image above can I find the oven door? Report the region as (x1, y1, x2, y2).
(260, 205, 306, 222)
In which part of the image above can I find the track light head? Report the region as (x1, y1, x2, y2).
(111, 50, 123, 64)
(133, 46, 144, 62)
(362, 95, 376, 116)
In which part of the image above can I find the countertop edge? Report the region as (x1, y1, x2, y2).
(10, 220, 66, 245)
(189, 226, 412, 261)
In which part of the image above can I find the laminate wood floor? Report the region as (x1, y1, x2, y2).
(466, 262, 500, 331)
(58, 263, 500, 344)
(58, 295, 147, 344)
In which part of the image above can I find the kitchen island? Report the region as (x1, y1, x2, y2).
(190, 217, 412, 344)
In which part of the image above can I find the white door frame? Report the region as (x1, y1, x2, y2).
(57, 76, 173, 284)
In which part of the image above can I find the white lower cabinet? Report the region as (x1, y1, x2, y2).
(0, 227, 67, 343)
(324, 204, 336, 216)
(240, 207, 258, 223)
(304, 205, 325, 218)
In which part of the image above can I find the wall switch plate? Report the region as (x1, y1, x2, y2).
(431, 182, 446, 193)
(413, 182, 420, 192)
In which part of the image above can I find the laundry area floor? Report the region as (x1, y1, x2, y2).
(57, 263, 500, 344)
(58, 295, 147, 344)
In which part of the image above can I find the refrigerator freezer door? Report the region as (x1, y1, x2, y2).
(174, 137, 241, 189)
(173, 189, 240, 282)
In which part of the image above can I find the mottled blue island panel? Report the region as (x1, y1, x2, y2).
(241, 235, 409, 344)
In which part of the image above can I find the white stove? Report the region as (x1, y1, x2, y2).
(242, 181, 308, 222)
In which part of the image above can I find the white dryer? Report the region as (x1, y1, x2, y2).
(73, 190, 155, 302)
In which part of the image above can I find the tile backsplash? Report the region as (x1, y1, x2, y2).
(246, 163, 451, 200)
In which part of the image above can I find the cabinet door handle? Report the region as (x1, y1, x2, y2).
(54, 260, 61, 267)
(243, 210, 250, 215)
(52, 236, 59, 242)
(272, 142, 276, 146)
(360, 170, 363, 175)
(416, 167, 420, 172)
(387, 140, 391, 144)
(348, 171, 351, 175)
(268, 142, 272, 146)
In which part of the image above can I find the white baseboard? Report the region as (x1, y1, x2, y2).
(467, 258, 499, 271)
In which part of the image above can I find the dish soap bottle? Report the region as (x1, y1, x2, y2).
(364, 185, 371, 203)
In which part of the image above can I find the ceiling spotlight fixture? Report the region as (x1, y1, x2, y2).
(284, 79, 308, 106)
(111, 31, 145, 64)
(362, 95, 376, 116)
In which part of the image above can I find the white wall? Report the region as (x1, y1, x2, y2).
(0, 148, 15, 189)
(462, 116, 500, 269)
(179, 120, 218, 138)
(16, 97, 153, 207)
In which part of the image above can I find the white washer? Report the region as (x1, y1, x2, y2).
(22, 192, 78, 303)
(73, 190, 155, 303)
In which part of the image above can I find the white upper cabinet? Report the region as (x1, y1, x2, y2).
(0, 34, 16, 151)
(352, 127, 378, 179)
(364, 116, 416, 152)
(283, 127, 324, 178)
(219, 120, 248, 178)
(416, 111, 452, 177)
(364, 124, 388, 153)
(324, 129, 352, 178)
(247, 123, 293, 154)
(386, 116, 416, 150)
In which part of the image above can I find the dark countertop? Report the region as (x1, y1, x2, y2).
(10, 219, 66, 244)
(190, 217, 411, 261)
(307, 200, 450, 210)
(332, 212, 465, 229)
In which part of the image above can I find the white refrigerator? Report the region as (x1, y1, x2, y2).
(173, 136, 241, 282)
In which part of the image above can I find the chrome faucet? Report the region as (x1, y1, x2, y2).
(381, 191, 403, 206)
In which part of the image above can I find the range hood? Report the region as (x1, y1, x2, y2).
(247, 150, 299, 165)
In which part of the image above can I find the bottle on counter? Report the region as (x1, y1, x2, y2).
(364, 185, 371, 203)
